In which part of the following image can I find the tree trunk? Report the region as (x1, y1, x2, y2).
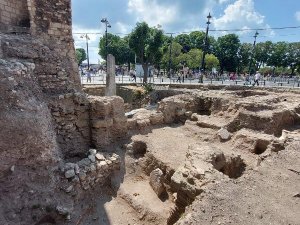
(128, 62, 131, 72)
(291, 66, 295, 75)
(142, 63, 148, 84)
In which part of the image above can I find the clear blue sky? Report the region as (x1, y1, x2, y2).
(71, 0, 300, 63)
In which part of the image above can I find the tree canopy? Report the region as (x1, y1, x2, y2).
(75, 48, 87, 66)
(214, 34, 240, 73)
(128, 22, 164, 83)
(97, 21, 300, 76)
(99, 33, 135, 66)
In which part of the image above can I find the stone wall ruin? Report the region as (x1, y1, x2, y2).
(0, 0, 30, 29)
(0, 1, 128, 224)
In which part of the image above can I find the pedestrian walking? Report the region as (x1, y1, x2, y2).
(253, 71, 260, 86)
(244, 73, 250, 85)
(132, 74, 136, 82)
(86, 69, 92, 83)
(176, 73, 182, 83)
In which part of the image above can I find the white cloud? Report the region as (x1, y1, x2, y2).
(213, 0, 272, 36)
(295, 11, 300, 22)
(218, 0, 230, 4)
(127, 0, 178, 27)
(115, 22, 130, 36)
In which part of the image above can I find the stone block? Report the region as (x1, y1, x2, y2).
(149, 168, 165, 197)
(105, 54, 116, 96)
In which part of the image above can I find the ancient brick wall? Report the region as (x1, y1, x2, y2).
(29, 0, 72, 38)
(0, 0, 30, 28)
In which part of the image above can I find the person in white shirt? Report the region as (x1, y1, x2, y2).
(253, 71, 261, 86)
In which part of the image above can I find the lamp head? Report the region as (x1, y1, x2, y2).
(101, 18, 107, 23)
(207, 12, 212, 20)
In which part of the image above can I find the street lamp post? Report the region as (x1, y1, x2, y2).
(101, 18, 111, 72)
(248, 31, 259, 76)
(200, 12, 212, 83)
(80, 34, 90, 70)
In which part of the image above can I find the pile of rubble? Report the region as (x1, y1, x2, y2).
(60, 149, 120, 192)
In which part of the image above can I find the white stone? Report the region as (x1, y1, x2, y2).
(218, 128, 231, 140)
(95, 153, 105, 161)
(89, 149, 97, 155)
(149, 168, 165, 197)
(185, 111, 193, 117)
(97, 161, 108, 170)
(88, 154, 96, 163)
(65, 169, 75, 178)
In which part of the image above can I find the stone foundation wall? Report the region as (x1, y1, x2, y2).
(49, 93, 91, 158)
(60, 149, 121, 193)
(88, 96, 128, 148)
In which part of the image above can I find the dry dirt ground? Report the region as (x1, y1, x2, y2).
(78, 88, 300, 225)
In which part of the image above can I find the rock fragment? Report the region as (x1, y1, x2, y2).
(218, 127, 231, 141)
(149, 168, 165, 197)
(65, 169, 75, 179)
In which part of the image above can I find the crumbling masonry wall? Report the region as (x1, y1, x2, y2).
(0, 0, 127, 159)
(0, 1, 127, 224)
(0, 0, 30, 28)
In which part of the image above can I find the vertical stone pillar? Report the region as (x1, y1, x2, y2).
(105, 54, 116, 96)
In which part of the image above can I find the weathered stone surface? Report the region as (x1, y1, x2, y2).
(149, 168, 165, 197)
(89, 149, 97, 155)
(218, 128, 231, 141)
(149, 112, 164, 125)
(97, 161, 108, 171)
(95, 153, 105, 161)
(105, 54, 116, 96)
(88, 154, 96, 163)
(88, 96, 127, 148)
(65, 169, 75, 179)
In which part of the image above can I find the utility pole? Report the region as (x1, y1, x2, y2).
(80, 34, 90, 70)
(101, 18, 111, 72)
(248, 31, 259, 76)
(200, 12, 212, 83)
(166, 32, 175, 84)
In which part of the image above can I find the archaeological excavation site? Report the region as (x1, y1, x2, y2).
(0, 1, 300, 225)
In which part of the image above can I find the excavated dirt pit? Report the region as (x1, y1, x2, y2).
(79, 88, 300, 225)
(18, 87, 297, 225)
(211, 154, 246, 179)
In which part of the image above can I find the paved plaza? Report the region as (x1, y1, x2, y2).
(81, 73, 300, 89)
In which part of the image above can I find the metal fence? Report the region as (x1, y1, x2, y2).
(81, 73, 300, 88)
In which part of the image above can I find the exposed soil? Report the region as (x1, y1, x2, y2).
(74, 86, 300, 225)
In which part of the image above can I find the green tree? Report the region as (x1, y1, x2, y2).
(174, 34, 191, 53)
(285, 42, 300, 75)
(161, 42, 183, 70)
(99, 34, 135, 66)
(267, 42, 289, 68)
(205, 54, 219, 71)
(254, 41, 273, 69)
(129, 22, 164, 83)
(189, 31, 205, 50)
(237, 43, 252, 73)
(75, 48, 87, 65)
(186, 49, 202, 69)
(214, 34, 240, 73)
(176, 49, 203, 70)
